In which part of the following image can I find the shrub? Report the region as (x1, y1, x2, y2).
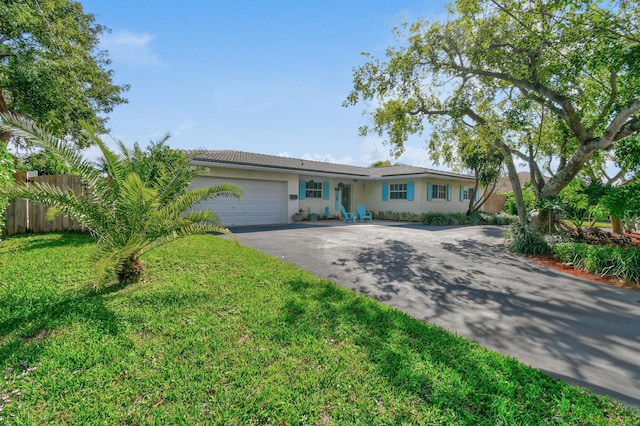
(554, 243, 640, 283)
(483, 212, 518, 225)
(422, 212, 450, 225)
(0, 144, 15, 236)
(504, 223, 551, 255)
(375, 211, 423, 222)
(374, 210, 516, 226)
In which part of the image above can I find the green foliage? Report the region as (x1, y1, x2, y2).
(554, 243, 640, 284)
(375, 210, 423, 222)
(421, 212, 452, 226)
(0, 0, 128, 145)
(346, 0, 640, 228)
(15, 150, 71, 175)
(612, 132, 640, 184)
(600, 182, 640, 232)
(504, 183, 536, 216)
(504, 223, 551, 255)
(0, 114, 242, 286)
(370, 160, 392, 167)
(372, 210, 515, 225)
(1, 233, 637, 424)
(0, 143, 15, 235)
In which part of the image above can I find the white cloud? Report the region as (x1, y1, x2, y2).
(301, 152, 354, 165)
(101, 30, 162, 66)
(174, 119, 195, 136)
(357, 136, 451, 171)
(396, 145, 437, 168)
(358, 137, 393, 166)
(277, 152, 291, 158)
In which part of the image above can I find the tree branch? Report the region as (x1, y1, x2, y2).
(613, 114, 640, 142)
(588, 72, 619, 134)
(449, 64, 591, 142)
(603, 100, 640, 144)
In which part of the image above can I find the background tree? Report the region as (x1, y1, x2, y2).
(0, 143, 14, 235)
(0, 114, 242, 287)
(0, 0, 128, 146)
(370, 160, 392, 167)
(14, 150, 70, 175)
(345, 0, 640, 231)
(449, 125, 503, 215)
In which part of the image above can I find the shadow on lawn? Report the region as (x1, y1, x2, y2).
(0, 285, 121, 370)
(280, 278, 612, 423)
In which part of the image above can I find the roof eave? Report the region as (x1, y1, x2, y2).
(191, 160, 369, 179)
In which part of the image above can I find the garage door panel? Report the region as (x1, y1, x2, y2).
(191, 177, 287, 226)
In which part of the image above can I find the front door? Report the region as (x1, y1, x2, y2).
(341, 185, 351, 211)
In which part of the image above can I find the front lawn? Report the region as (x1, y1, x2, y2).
(1, 233, 638, 424)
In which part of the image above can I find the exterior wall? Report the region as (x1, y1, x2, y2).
(199, 165, 480, 222)
(297, 177, 362, 218)
(360, 178, 481, 215)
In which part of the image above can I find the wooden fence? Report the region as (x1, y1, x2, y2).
(4, 171, 86, 236)
(483, 193, 507, 213)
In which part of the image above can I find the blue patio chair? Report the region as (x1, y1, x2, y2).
(340, 205, 357, 223)
(356, 204, 372, 223)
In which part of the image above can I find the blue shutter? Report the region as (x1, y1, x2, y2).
(407, 181, 414, 201)
(447, 184, 452, 201)
(382, 183, 389, 201)
(475, 186, 480, 201)
(323, 181, 330, 200)
(460, 185, 465, 202)
(427, 182, 432, 201)
(299, 180, 306, 200)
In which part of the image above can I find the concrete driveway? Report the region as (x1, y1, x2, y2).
(231, 222, 640, 406)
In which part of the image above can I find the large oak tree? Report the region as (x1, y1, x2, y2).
(0, 0, 128, 146)
(345, 0, 640, 230)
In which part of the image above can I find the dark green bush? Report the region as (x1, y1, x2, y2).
(374, 211, 423, 222)
(421, 212, 450, 225)
(374, 210, 516, 226)
(504, 223, 551, 255)
(554, 243, 640, 283)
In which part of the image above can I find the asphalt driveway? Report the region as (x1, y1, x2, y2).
(231, 222, 640, 406)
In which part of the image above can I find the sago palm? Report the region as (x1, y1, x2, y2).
(0, 113, 242, 287)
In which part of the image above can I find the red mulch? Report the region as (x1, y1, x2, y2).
(529, 232, 640, 292)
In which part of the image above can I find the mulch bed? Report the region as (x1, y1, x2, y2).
(529, 230, 640, 292)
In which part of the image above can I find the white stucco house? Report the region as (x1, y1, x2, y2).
(187, 150, 480, 226)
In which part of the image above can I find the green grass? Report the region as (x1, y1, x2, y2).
(1, 233, 638, 425)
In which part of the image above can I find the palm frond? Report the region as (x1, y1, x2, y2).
(8, 181, 109, 234)
(1, 114, 103, 184)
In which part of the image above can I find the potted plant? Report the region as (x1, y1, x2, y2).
(308, 212, 318, 221)
(292, 208, 304, 222)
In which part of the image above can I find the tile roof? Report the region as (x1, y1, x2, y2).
(186, 150, 474, 181)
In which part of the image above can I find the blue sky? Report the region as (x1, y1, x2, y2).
(81, 0, 450, 168)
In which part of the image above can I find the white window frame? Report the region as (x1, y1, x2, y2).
(432, 184, 447, 200)
(305, 181, 323, 198)
(390, 183, 408, 200)
(463, 187, 475, 200)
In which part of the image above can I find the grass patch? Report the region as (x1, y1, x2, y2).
(1, 233, 638, 424)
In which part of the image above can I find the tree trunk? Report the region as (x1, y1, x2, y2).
(610, 215, 624, 235)
(535, 207, 555, 234)
(1, 95, 13, 144)
(500, 143, 527, 225)
(116, 256, 145, 284)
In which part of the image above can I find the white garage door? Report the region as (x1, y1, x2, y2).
(191, 176, 287, 226)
